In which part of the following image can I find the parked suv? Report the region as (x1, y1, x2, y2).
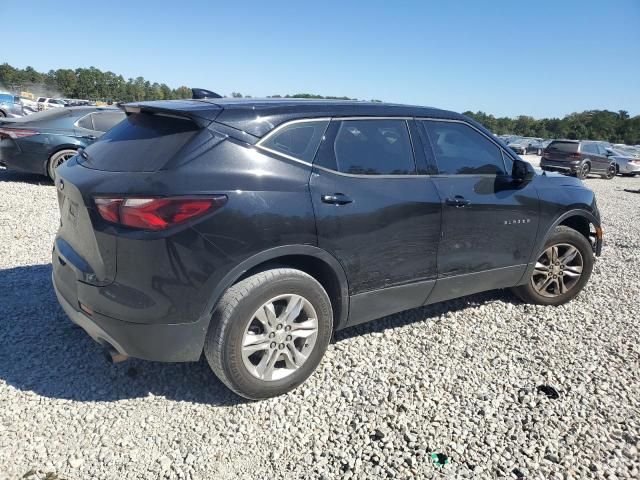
(52, 99, 603, 399)
(541, 140, 617, 179)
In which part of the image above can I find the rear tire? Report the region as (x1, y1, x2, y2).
(576, 162, 590, 179)
(47, 149, 77, 181)
(511, 226, 593, 306)
(204, 268, 333, 400)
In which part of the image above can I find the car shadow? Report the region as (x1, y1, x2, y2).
(334, 289, 521, 343)
(0, 263, 521, 405)
(0, 264, 246, 406)
(0, 168, 52, 185)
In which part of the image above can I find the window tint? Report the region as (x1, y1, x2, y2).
(423, 121, 506, 175)
(82, 112, 200, 172)
(547, 141, 579, 153)
(596, 143, 608, 156)
(581, 143, 597, 154)
(92, 111, 125, 132)
(261, 120, 328, 162)
(76, 113, 94, 130)
(333, 119, 415, 175)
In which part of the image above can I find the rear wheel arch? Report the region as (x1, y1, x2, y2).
(203, 246, 350, 332)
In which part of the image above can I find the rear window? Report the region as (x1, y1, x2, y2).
(547, 141, 579, 153)
(81, 112, 199, 172)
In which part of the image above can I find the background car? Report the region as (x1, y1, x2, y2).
(541, 140, 617, 179)
(36, 97, 66, 111)
(0, 106, 125, 180)
(508, 137, 543, 155)
(0, 92, 24, 118)
(606, 147, 640, 176)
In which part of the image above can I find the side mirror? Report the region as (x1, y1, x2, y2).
(512, 158, 534, 182)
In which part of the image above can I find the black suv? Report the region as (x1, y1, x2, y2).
(52, 99, 603, 399)
(541, 140, 617, 179)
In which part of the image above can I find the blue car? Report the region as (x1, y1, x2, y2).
(0, 106, 125, 180)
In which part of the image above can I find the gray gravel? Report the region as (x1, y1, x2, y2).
(1, 165, 639, 479)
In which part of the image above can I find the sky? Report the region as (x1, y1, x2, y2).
(1, 0, 639, 118)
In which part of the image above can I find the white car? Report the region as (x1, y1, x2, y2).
(36, 97, 66, 111)
(607, 148, 640, 177)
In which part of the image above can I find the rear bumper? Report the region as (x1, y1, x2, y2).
(53, 272, 208, 362)
(540, 159, 580, 173)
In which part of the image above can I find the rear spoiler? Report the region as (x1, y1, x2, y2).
(191, 88, 222, 99)
(120, 100, 223, 127)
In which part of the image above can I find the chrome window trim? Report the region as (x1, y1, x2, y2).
(418, 117, 513, 175)
(256, 116, 428, 178)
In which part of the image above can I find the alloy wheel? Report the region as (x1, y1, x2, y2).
(531, 243, 584, 297)
(49, 151, 76, 180)
(241, 294, 318, 381)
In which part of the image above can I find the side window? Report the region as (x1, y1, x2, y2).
(596, 143, 608, 156)
(260, 120, 329, 162)
(76, 113, 94, 130)
(333, 119, 415, 175)
(422, 121, 506, 175)
(582, 143, 597, 154)
(92, 111, 126, 132)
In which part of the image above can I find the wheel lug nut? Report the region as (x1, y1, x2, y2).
(278, 343, 284, 349)
(553, 275, 557, 278)
(269, 332, 275, 338)
(285, 325, 291, 331)
(270, 342, 276, 348)
(286, 335, 292, 341)
(277, 324, 283, 330)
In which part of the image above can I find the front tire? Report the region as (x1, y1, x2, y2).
(47, 149, 77, 181)
(204, 268, 333, 400)
(512, 226, 593, 306)
(601, 163, 616, 180)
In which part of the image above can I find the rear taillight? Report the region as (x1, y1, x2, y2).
(569, 153, 581, 159)
(0, 127, 39, 139)
(94, 196, 227, 230)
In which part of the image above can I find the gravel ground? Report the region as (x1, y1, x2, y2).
(1, 162, 639, 479)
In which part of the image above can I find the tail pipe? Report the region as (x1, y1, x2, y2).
(103, 346, 129, 364)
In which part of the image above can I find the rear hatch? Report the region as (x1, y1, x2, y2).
(544, 140, 580, 162)
(54, 102, 222, 289)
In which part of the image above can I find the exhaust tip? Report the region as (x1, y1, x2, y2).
(103, 346, 129, 364)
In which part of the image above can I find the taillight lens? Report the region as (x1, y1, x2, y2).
(569, 153, 581, 159)
(94, 196, 227, 230)
(0, 127, 39, 139)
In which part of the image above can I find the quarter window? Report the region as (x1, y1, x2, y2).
(260, 120, 328, 162)
(422, 121, 506, 175)
(76, 113, 94, 130)
(333, 119, 415, 175)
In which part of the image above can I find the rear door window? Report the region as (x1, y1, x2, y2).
(332, 119, 415, 175)
(422, 120, 506, 175)
(582, 143, 598, 154)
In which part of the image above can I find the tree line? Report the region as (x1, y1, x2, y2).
(1, 63, 638, 144)
(463, 110, 639, 145)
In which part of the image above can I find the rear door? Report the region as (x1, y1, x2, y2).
(419, 119, 539, 294)
(581, 142, 604, 172)
(309, 118, 441, 296)
(595, 143, 612, 172)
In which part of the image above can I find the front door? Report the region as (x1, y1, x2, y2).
(310, 118, 442, 298)
(418, 119, 539, 299)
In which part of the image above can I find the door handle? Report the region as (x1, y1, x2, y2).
(321, 193, 353, 205)
(445, 196, 470, 207)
